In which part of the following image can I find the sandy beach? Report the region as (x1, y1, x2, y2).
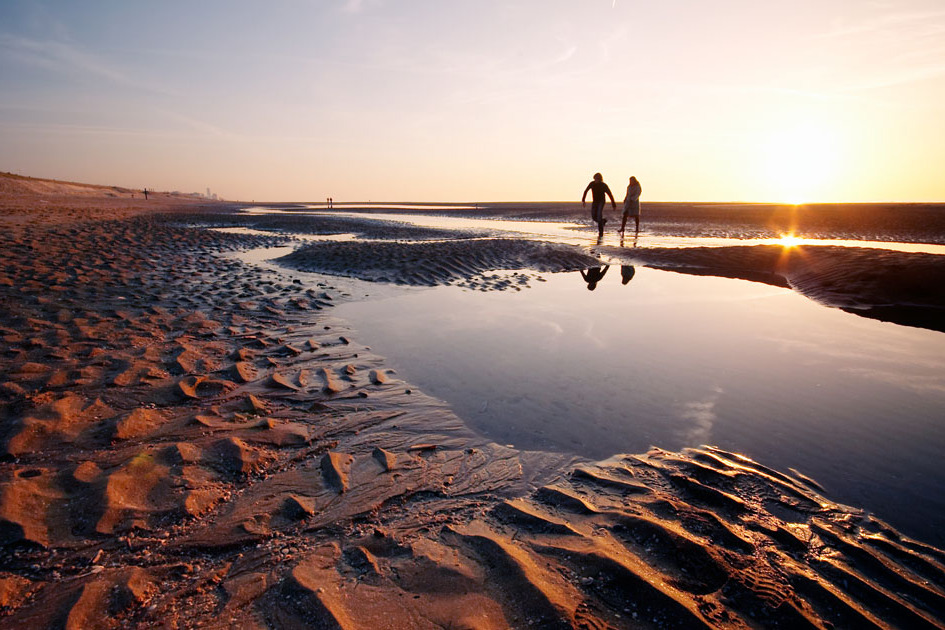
(2, 174, 945, 629)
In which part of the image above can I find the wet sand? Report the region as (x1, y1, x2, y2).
(2, 174, 945, 629)
(606, 244, 945, 333)
(275, 200, 945, 245)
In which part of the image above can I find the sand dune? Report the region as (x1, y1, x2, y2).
(1, 175, 944, 628)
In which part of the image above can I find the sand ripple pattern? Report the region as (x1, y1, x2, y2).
(1, 190, 943, 628)
(277, 238, 602, 290)
(266, 447, 945, 629)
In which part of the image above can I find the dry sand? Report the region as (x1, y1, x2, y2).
(2, 174, 944, 629)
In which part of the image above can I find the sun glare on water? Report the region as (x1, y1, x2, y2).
(778, 233, 803, 248)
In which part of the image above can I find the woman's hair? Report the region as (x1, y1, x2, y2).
(593, 172, 602, 181)
(629, 176, 639, 184)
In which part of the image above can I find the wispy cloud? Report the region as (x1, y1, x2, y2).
(811, 8, 945, 91)
(0, 106, 240, 142)
(341, 0, 365, 14)
(0, 120, 178, 139)
(154, 109, 239, 139)
(0, 33, 174, 95)
(553, 44, 578, 64)
(842, 63, 945, 91)
(597, 25, 628, 64)
(816, 9, 945, 39)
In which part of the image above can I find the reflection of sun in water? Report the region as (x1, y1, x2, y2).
(763, 123, 839, 205)
(778, 233, 802, 248)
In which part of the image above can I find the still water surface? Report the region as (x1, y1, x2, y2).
(334, 266, 945, 545)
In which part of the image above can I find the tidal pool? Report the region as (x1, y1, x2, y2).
(223, 209, 945, 545)
(334, 265, 945, 545)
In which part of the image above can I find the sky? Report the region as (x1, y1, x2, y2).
(1, 0, 944, 203)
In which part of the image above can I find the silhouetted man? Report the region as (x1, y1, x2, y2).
(580, 265, 610, 291)
(582, 173, 616, 237)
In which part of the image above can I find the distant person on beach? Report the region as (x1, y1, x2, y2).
(620, 265, 636, 285)
(143, 188, 148, 200)
(582, 173, 616, 237)
(620, 176, 642, 234)
(580, 265, 610, 291)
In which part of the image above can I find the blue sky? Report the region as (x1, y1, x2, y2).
(2, 0, 944, 201)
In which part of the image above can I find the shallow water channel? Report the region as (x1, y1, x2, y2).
(228, 215, 945, 546)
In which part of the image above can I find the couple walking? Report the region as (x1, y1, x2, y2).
(581, 173, 641, 237)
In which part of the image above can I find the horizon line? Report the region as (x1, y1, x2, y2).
(3, 171, 944, 206)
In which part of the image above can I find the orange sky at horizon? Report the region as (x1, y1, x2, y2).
(2, 1, 944, 203)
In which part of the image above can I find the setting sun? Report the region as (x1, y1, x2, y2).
(1, 2, 942, 203)
(762, 123, 841, 205)
(777, 233, 803, 248)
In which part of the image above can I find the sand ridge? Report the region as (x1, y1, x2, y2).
(276, 238, 602, 291)
(1, 176, 944, 628)
(604, 244, 945, 332)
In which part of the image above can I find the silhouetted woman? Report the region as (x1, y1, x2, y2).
(620, 265, 635, 285)
(620, 176, 642, 234)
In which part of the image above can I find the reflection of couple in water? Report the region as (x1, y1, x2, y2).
(581, 172, 642, 237)
(580, 264, 636, 291)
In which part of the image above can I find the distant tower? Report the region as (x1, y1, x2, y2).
(206, 187, 211, 199)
